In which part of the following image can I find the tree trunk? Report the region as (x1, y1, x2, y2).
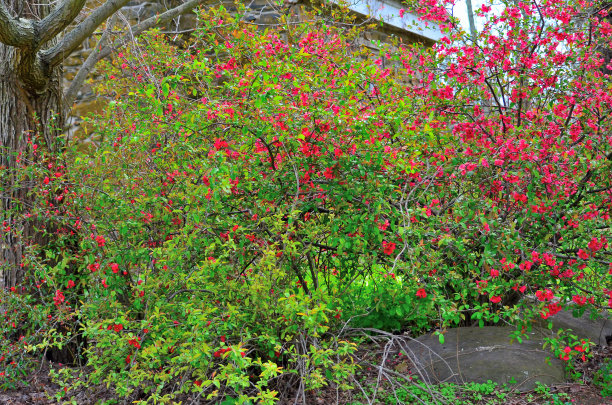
(0, 0, 64, 290)
(604, 3, 612, 75)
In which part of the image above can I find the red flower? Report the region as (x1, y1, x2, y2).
(110, 263, 119, 273)
(128, 338, 141, 349)
(490, 296, 502, 304)
(559, 346, 572, 361)
(382, 241, 396, 255)
(214, 138, 228, 149)
(95, 235, 106, 247)
(547, 303, 562, 316)
(535, 289, 555, 301)
(378, 219, 390, 231)
(53, 290, 65, 307)
(416, 288, 427, 299)
(588, 236, 607, 252)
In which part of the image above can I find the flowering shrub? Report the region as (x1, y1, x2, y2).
(1, 0, 611, 402)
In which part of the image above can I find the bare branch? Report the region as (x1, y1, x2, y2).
(37, 0, 87, 45)
(64, 0, 208, 100)
(64, 16, 116, 107)
(41, 0, 131, 67)
(0, 3, 35, 47)
(110, 0, 207, 41)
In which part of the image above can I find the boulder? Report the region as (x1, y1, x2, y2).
(406, 326, 566, 392)
(538, 309, 612, 347)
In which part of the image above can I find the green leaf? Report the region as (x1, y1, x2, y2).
(162, 82, 170, 98)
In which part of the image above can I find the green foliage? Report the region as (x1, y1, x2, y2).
(532, 382, 573, 405)
(349, 377, 512, 405)
(593, 358, 612, 397)
(1, 0, 612, 402)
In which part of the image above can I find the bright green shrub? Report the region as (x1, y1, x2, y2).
(2, 0, 611, 402)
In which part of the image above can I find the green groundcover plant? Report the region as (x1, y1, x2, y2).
(1, 0, 611, 403)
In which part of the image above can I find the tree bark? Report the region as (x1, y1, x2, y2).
(0, 0, 64, 291)
(0, 0, 211, 291)
(0, 0, 209, 364)
(603, 2, 612, 75)
(465, 0, 477, 40)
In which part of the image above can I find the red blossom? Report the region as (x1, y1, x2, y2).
(95, 235, 106, 247)
(53, 290, 65, 307)
(382, 241, 396, 255)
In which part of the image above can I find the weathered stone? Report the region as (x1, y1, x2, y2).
(406, 326, 566, 392)
(71, 99, 105, 119)
(64, 56, 84, 67)
(537, 309, 612, 347)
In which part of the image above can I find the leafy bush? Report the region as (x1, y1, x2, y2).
(1, 0, 611, 402)
(593, 358, 612, 397)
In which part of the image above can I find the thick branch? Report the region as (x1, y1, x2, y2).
(64, 0, 208, 100)
(0, 3, 35, 47)
(17, 53, 49, 91)
(37, 0, 87, 45)
(64, 16, 115, 107)
(110, 0, 207, 41)
(41, 0, 131, 67)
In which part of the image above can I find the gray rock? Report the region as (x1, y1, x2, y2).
(406, 326, 566, 392)
(539, 309, 612, 347)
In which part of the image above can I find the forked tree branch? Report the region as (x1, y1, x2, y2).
(0, 2, 35, 47)
(41, 0, 132, 67)
(64, 0, 208, 102)
(37, 0, 87, 45)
